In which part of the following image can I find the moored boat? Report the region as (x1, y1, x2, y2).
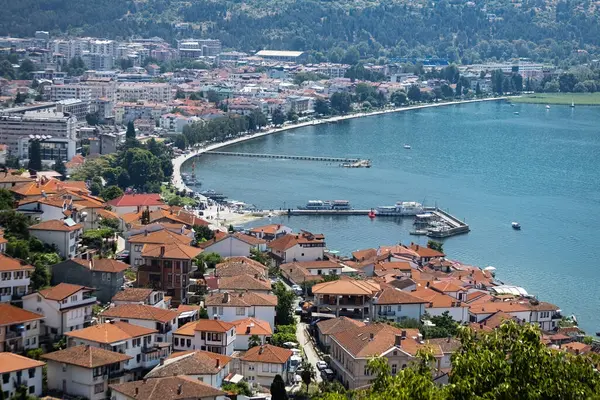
(376, 201, 424, 216)
(512, 222, 521, 230)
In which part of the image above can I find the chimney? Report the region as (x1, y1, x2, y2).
(144, 230, 148, 236)
(135, 387, 139, 396)
(394, 334, 402, 347)
(255, 273, 259, 279)
(159, 358, 164, 365)
(224, 292, 230, 303)
(177, 384, 182, 395)
(426, 282, 430, 288)
(416, 245, 419, 250)
(369, 333, 374, 340)
(401, 330, 406, 339)
(160, 246, 165, 256)
(216, 359, 220, 368)
(259, 346, 264, 354)
(479, 323, 483, 330)
(246, 325, 251, 334)
(446, 335, 451, 343)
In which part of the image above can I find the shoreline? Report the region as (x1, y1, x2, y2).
(171, 96, 506, 228)
(172, 96, 506, 191)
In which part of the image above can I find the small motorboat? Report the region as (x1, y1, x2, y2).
(404, 144, 411, 149)
(571, 99, 575, 108)
(368, 210, 376, 219)
(513, 111, 519, 115)
(512, 222, 521, 230)
(546, 105, 550, 109)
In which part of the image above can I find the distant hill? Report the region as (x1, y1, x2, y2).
(1, 0, 599, 64)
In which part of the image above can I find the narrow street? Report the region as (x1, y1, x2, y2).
(296, 320, 322, 383)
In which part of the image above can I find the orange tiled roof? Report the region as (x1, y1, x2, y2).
(409, 244, 445, 258)
(204, 292, 277, 307)
(0, 353, 45, 374)
(141, 242, 202, 260)
(146, 350, 232, 378)
(217, 274, 271, 291)
(175, 319, 235, 336)
(0, 254, 34, 272)
(101, 304, 179, 323)
(66, 321, 157, 343)
(249, 224, 285, 235)
(38, 283, 92, 301)
(0, 303, 43, 325)
(11, 179, 88, 197)
(231, 317, 272, 336)
(107, 194, 164, 207)
(375, 287, 429, 305)
(411, 287, 461, 308)
(128, 229, 193, 245)
(42, 345, 131, 368)
(29, 219, 82, 232)
(110, 376, 225, 400)
(111, 288, 154, 303)
(215, 257, 267, 277)
(316, 316, 366, 335)
(312, 279, 380, 296)
(241, 344, 292, 364)
(268, 231, 324, 252)
(72, 258, 129, 273)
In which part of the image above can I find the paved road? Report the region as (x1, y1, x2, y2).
(296, 320, 322, 383)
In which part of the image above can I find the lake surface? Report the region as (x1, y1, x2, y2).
(182, 101, 600, 333)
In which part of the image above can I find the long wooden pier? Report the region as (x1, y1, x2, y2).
(205, 151, 362, 163)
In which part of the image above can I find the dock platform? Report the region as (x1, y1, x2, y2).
(204, 151, 366, 164)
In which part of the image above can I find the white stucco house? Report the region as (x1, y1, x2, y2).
(0, 353, 45, 399)
(0, 254, 33, 302)
(198, 233, 266, 257)
(106, 194, 166, 216)
(99, 304, 180, 343)
(23, 283, 96, 338)
(28, 219, 83, 259)
(173, 319, 236, 355)
(110, 375, 226, 400)
(267, 231, 325, 264)
(204, 292, 277, 329)
(371, 287, 428, 322)
(231, 317, 272, 350)
(240, 344, 293, 387)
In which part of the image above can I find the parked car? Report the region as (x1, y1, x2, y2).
(292, 284, 303, 295)
(294, 306, 303, 315)
(321, 369, 335, 381)
(316, 361, 328, 371)
(116, 250, 130, 264)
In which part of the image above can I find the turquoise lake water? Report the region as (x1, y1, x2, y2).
(182, 101, 600, 334)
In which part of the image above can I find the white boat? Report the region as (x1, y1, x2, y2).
(571, 99, 575, 108)
(512, 222, 521, 230)
(300, 200, 351, 210)
(546, 105, 550, 109)
(404, 144, 411, 149)
(376, 201, 424, 216)
(513, 111, 519, 115)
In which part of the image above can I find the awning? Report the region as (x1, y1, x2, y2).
(178, 310, 197, 318)
(224, 373, 244, 384)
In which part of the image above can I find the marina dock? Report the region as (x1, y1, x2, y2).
(205, 151, 369, 165)
(286, 207, 470, 238)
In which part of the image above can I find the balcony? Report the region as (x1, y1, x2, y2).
(5, 331, 21, 340)
(378, 310, 396, 317)
(551, 312, 563, 320)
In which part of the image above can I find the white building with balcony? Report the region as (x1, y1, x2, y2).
(65, 321, 171, 378)
(0, 254, 33, 302)
(99, 304, 179, 343)
(204, 292, 277, 330)
(173, 319, 236, 356)
(240, 344, 293, 387)
(0, 353, 45, 399)
(43, 345, 132, 400)
(23, 283, 96, 338)
(0, 303, 43, 353)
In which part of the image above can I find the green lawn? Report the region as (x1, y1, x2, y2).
(160, 184, 198, 207)
(511, 93, 600, 105)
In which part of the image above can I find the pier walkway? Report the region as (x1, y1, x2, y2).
(205, 151, 363, 163)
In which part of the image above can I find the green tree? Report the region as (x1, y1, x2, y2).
(194, 252, 222, 273)
(28, 140, 42, 171)
(447, 321, 600, 398)
(101, 185, 124, 201)
(194, 225, 215, 242)
(391, 91, 408, 106)
(426, 240, 443, 253)
(248, 334, 261, 349)
(422, 311, 458, 339)
(0, 188, 14, 210)
(273, 282, 295, 325)
(475, 82, 482, 96)
(330, 92, 352, 114)
(14, 92, 26, 104)
(222, 382, 252, 396)
(0, 59, 15, 79)
(271, 108, 286, 126)
(342, 47, 361, 65)
(286, 110, 298, 123)
(126, 121, 136, 139)
(314, 98, 330, 115)
(174, 134, 188, 150)
(300, 361, 316, 391)
(407, 85, 421, 102)
(270, 374, 288, 400)
(559, 73, 577, 93)
(30, 262, 51, 291)
(492, 69, 504, 94)
(85, 112, 100, 126)
(250, 248, 271, 267)
(53, 157, 66, 178)
(0, 210, 30, 239)
(206, 90, 220, 104)
(440, 84, 453, 98)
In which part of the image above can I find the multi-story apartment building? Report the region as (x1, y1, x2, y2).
(99, 304, 179, 343)
(0, 303, 43, 352)
(23, 283, 96, 338)
(56, 99, 90, 122)
(177, 39, 222, 58)
(0, 353, 45, 399)
(28, 219, 83, 259)
(204, 292, 277, 329)
(117, 83, 173, 103)
(136, 242, 202, 306)
(45, 85, 93, 102)
(65, 321, 171, 377)
(173, 319, 236, 355)
(0, 111, 77, 162)
(0, 254, 33, 302)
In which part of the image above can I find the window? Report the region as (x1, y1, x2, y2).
(2, 373, 9, 384)
(168, 274, 173, 284)
(94, 383, 104, 394)
(61, 299, 68, 305)
(62, 363, 67, 372)
(236, 307, 245, 316)
(201, 332, 206, 340)
(26, 324, 30, 331)
(136, 354, 141, 363)
(29, 386, 34, 394)
(102, 273, 107, 281)
(107, 274, 111, 281)
(212, 307, 217, 316)
(175, 275, 180, 284)
(28, 368, 35, 378)
(134, 245, 142, 252)
(271, 364, 278, 372)
(248, 364, 255, 371)
(317, 270, 322, 275)
(186, 339, 191, 347)
(71, 295, 77, 302)
(174, 337, 179, 346)
(397, 305, 402, 311)
(219, 307, 223, 315)
(391, 364, 397, 374)
(364, 365, 370, 376)
(262, 363, 269, 372)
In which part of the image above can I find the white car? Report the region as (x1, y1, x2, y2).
(316, 361, 328, 371)
(291, 284, 303, 295)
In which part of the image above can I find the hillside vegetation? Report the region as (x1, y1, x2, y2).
(1, 0, 600, 64)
